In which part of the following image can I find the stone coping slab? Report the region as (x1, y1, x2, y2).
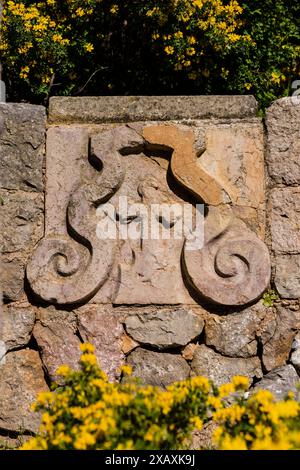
(49, 95, 258, 124)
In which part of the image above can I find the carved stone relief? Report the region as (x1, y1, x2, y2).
(26, 123, 271, 307)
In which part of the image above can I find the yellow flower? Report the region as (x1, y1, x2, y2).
(80, 352, 97, 365)
(174, 31, 184, 39)
(80, 343, 95, 353)
(188, 36, 196, 45)
(218, 383, 235, 397)
(190, 416, 203, 430)
(232, 376, 250, 391)
(56, 364, 71, 377)
(84, 43, 94, 53)
(76, 8, 85, 17)
(164, 45, 174, 55)
(186, 47, 196, 56)
(110, 5, 119, 15)
(120, 364, 132, 376)
(220, 435, 247, 450)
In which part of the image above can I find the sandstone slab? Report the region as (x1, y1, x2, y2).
(33, 308, 81, 383)
(0, 103, 46, 192)
(77, 305, 124, 381)
(269, 188, 300, 255)
(266, 97, 300, 185)
(275, 255, 300, 299)
(191, 344, 262, 386)
(125, 308, 204, 350)
(262, 305, 300, 372)
(254, 365, 300, 400)
(126, 348, 190, 387)
(49, 96, 258, 124)
(0, 349, 48, 432)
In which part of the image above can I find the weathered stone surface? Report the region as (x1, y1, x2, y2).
(262, 305, 300, 372)
(199, 123, 265, 210)
(0, 349, 48, 432)
(269, 188, 300, 255)
(191, 344, 262, 386)
(254, 365, 300, 400)
(49, 96, 258, 124)
(0, 190, 44, 253)
(77, 305, 124, 381)
(183, 215, 271, 307)
(291, 333, 300, 374)
(144, 125, 270, 307)
(33, 308, 81, 383)
(121, 333, 139, 355)
(1, 257, 25, 302)
(125, 308, 204, 350)
(112, 152, 193, 305)
(0, 189, 44, 301)
(266, 97, 300, 185)
(2, 304, 35, 351)
(275, 255, 300, 299)
(127, 348, 190, 387)
(0, 103, 46, 192)
(205, 303, 274, 358)
(182, 343, 198, 361)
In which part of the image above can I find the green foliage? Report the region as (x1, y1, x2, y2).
(262, 289, 279, 307)
(0, 1, 299, 107)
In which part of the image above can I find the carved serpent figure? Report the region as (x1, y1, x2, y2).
(143, 125, 271, 306)
(27, 126, 144, 305)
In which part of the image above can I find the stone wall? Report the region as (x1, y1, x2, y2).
(0, 96, 299, 444)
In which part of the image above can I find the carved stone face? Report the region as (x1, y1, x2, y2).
(26, 123, 271, 308)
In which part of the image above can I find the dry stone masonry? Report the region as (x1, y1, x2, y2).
(0, 96, 300, 443)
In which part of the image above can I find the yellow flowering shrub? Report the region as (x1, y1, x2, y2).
(213, 388, 300, 450)
(20, 344, 219, 450)
(1, 1, 298, 106)
(20, 344, 300, 450)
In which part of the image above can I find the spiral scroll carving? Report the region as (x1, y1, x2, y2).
(26, 126, 144, 305)
(143, 125, 271, 307)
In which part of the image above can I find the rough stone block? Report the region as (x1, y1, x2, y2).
(254, 365, 300, 400)
(191, 344, 262, 386)
(125, 308, 204, 350)
(0, 349, 48, 432)
(266, 97, 300, 185)
(269, 187, 300, 255)
(275, 255, 300, 299)
(0, 103, 46, 192)
(126, 348, 190, 387)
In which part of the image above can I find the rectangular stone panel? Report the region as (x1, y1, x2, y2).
(38, 115, 266, 306)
